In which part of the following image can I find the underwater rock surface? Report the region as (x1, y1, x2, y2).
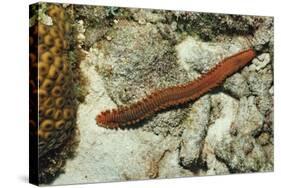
(52, 7, 273, 185)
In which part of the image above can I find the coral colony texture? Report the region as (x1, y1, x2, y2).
(29, 3, 82, 184)
(29, 2, 274, 186)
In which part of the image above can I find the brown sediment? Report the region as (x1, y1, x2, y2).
(96, 48, 256, 128)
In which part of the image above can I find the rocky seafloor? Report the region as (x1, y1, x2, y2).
(51, 6, 273, 185)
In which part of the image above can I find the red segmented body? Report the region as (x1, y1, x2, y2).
(96, 48, 256, 128)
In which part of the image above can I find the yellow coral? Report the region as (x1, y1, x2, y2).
(30, 4, 78, 158)
(29, 4, 84, 183)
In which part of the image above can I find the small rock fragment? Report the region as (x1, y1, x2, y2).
(223, 73, 250, 98)
(252, 53, 271, 71)
(179, 95, 210, 169)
